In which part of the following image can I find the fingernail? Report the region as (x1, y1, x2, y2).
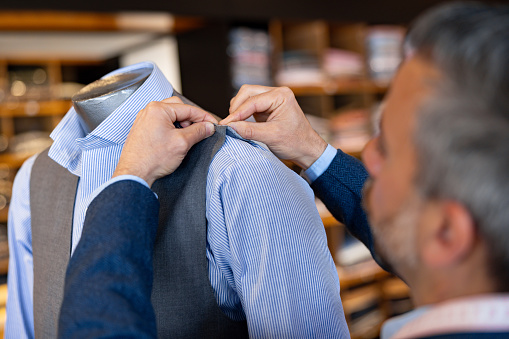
(205, 122, 215, 136)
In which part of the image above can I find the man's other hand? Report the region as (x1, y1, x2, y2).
(113, 96, 217, 186)
(220, 85, 327, 170)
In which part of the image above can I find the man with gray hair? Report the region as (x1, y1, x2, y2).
(59, 2, 509, 338)
(222, 2, 509, 337)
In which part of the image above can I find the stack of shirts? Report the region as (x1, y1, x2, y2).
(323, 48, 364, 79)
(275, 50, 324, 86)
(366, 26, 405, 84)
(229, 27, 272, 90)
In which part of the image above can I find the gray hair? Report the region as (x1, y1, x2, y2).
(407, 2, 509, 291)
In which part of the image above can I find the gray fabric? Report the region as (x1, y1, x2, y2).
(30, 126, 248, 338)
(30, 148, 78, 339)
(173, 90, 196, 106)
(151, 125, 248, 338)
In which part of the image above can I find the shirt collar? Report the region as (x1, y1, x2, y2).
(86, 62, 173, 144)
(381, 306, 429, 339)
(48, 62, 173, 172)
(391, 294, 509, 338)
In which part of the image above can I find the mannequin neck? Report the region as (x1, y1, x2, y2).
(72, 66, 152, 132)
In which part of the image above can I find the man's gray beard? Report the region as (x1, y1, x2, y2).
(363, 179, 421, 273)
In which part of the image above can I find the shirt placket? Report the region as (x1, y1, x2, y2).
(71, 137, 120, 254)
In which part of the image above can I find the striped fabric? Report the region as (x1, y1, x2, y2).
(390, 295, 509, 338)
(6, 62, 349, 338)
(303, 144, 337, 184)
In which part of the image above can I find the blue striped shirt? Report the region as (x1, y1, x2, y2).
(6, 62, 349, 338)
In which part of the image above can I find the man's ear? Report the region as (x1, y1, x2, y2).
(421, 201, 476, 268)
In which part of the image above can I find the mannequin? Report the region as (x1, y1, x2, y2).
(72, 65, 152, 132)
(11, 60, 339, 339)
(25, 62, 251, 339)
(72, 63, 202, 132)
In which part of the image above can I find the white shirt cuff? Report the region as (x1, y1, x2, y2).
(88, 175, 155, 205)
(303, 144, 337, 184)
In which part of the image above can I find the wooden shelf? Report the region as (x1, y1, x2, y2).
(0, 258, 7, 276)
(0, 11, 118, 31)
(0, 100, 70, 118)
(346, 150, 363, 159)
(0, 152, 37, 168)
(287, 78, 389, 96)
(0, 11, 204, 34)
(0, 59, 106, 66)
(382, 277, 410, 299)
(322, 215, 342, 228)
(0, 209, 6, 224)
(338, 259, 390, 290)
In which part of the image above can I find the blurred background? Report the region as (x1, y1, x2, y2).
(0, 0, 505, 337)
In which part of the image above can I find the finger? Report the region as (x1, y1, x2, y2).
(229, 85, 275, 116)
(227, 121, 275, 144)
(180, 120, 192, 128)
(179, 122, 215, 148)
(162, 97, 219, 124)
(162, 96, 184, 104)
(221, 90, 285, 125)
(159, 103, 218, 124)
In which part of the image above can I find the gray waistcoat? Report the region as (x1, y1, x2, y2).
(30, 125, 249, 338)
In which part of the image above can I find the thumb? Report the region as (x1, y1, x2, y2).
(227, 121, 272, 143)
(179, 122, 215, 148)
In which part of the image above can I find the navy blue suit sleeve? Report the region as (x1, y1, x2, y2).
(310, 149, 391, 272)
(423, 333, 509, 339)
(58, 180, 159, 339)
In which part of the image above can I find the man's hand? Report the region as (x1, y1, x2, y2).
(113, 97, 217, 186)
(220, 85, 327, 170)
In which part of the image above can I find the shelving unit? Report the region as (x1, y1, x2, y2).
(272, 19, 410, 338)
(0, 59, 94, 176)
(288, 78, 388, 96)
(0, 58, 106, 283)
(268, 19, 402, 151)
(0, 100, 71, 118)
(270, 20, 388, 109)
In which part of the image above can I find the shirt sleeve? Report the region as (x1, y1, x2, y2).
(210, 151, 349, 338)
(6, 155, 37, 339)
(303, 144, 337, 184)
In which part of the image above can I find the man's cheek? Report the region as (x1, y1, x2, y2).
(364, 179, 394, 225)
(369, 183, 388, 223)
